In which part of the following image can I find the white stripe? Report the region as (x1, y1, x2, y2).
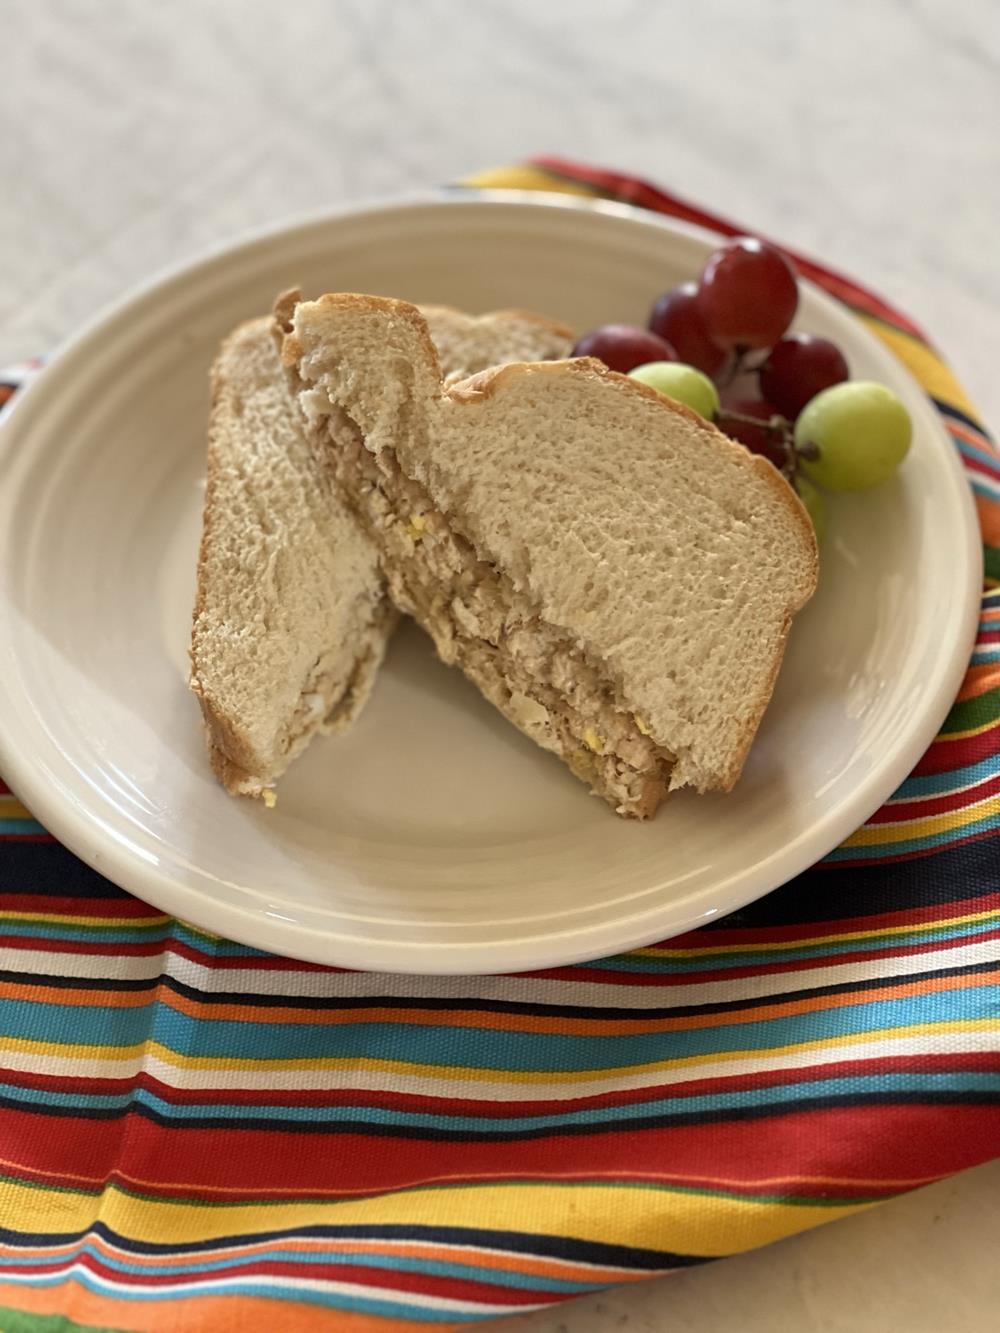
(2, 1027, 996, 1102)
(969, 469, 1000, 499)
(863, 786, 1000, 829)
(4, 931, 998, 1009)
(33, 1226, 650, 1279)
(0, 1262, 544, 1314)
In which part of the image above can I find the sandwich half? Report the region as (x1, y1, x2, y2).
(279, 293, 818, 818)
(190, 300, 573, 799)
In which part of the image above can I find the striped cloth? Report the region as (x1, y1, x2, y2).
(0, 159, 998, 1333)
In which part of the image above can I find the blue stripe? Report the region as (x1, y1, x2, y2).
(591, 915, 998, 973)
(0, 1269, 489, 1322)
(3, 1072, 999, 1132)
(826, 813, 1000, 861)
(1, 986, 996, 1068)
(0, 1243, 603, 1295)
(0, 820, 47, 836)
(953, 437, 1000, 475)
(0, 920, 165, 943)
(891, 753, 1000, 799)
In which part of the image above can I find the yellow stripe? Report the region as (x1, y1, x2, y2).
(843, 793, 1000, 848)
(856, 317, 978, 419)
(2, 1020, 994, 1082)
(461, 165, 598, 197)
(634, 907, 1000, 957)
(0, 1177, 868, 1258)
(938, 714, 1000, 742)
(0, 911, 170, 929)
(0, 796, 35, 822)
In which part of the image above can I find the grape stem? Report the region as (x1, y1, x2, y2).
(714, 406, 803, 481)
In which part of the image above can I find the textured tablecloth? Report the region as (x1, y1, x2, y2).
(0, 160, 998, 1332)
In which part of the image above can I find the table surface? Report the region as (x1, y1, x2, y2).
(4, 2, 999, 1329)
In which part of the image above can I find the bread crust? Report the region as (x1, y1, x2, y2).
(280, 292, 818, 801)
(193, 297, 575, 798)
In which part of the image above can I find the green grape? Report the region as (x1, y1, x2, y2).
(795, 381, 911, 491)
(794, 475, 827, 542)
(628, 361, 721, 421)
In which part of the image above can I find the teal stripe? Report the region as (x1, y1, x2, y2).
(826, 812, 1000, 861)
(0, 1270, 483, 1323)
(969, 478, 999, 503)
(171, 923, 270, 959)
(895, 754, 1000, 799)
(953, 437, 1000, 475)
(1, 984, 996, 1067)
(0, 1243, 603, 1295)
(0, 820, 46, 836)
(4, 1071, 999, 1131)
(0, 920, 166, 944)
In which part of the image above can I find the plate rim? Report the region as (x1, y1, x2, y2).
(0, 189, 984, 973)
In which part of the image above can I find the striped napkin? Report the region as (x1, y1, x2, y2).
(0, 160, 998, 1333)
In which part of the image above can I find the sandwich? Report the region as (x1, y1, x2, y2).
(189, 300, 573, 799)
(278, 293, 818, 818)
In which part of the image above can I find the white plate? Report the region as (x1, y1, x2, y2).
(0, 193, 981, 973)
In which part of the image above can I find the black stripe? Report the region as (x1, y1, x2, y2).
(0, 843, 133, 899)
(0, 1217, 703, 1269)
(3, 1089, 997, 1139)
(2, 955, 996, 1019)
(0, 968, 157, 993)
(932, 397, 992, 438)
(710, 841, 1000, 929)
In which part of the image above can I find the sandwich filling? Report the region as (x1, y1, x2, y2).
(328, 424, 675, 818)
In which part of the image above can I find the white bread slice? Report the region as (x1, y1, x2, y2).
(190, 302, 573, 798)
(281, 293, 817, 818)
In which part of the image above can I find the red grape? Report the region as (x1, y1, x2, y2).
(571, 324, 676, 374)
(759, 334, 849, 419)
(718, 397, 787, 469)
(647, 282, 727, 378)
(695, 237, 799, 351)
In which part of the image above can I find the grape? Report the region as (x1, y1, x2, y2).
(794, 476, 827, 542)
(795, 381, 911, 491)
(572, 324, 676, 374)
(718, 397, 786, 469)
(696, 237, 798, 351)
(760, 334, 849, 419)
(648, 282, 727, 378)
(629, 361, 720, 421)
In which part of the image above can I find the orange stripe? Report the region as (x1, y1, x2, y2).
(974, 492, 1000, 549)
(161, 965, 1000, 1038)
(0, 979, 151, 1009)
(0, 1230, 639, 1286)
(1, 969, 994, 1064)
(954, 662, 1000, 703)
(949, 418, 999, 452)
(0, 1285, 436, 1333)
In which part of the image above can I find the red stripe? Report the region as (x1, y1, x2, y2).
(868, 769, 1000, 822)
(542, 927, 1000, 989)
(0, 895, 164, 920)
(2, 1103, 998, 1201)
(529, 157, 929, 340)
(912, 725, 1000, 776)
(963, 454, 1000, 482)
(827, 823, 1000, 868)
(0, 1251, 556, 1304)
(0, 936, 166, 957)
(2, 1052, 997, 1117)
(660, 892, 1000, 951)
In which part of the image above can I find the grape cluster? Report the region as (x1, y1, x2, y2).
(570, 236, 912, 540)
